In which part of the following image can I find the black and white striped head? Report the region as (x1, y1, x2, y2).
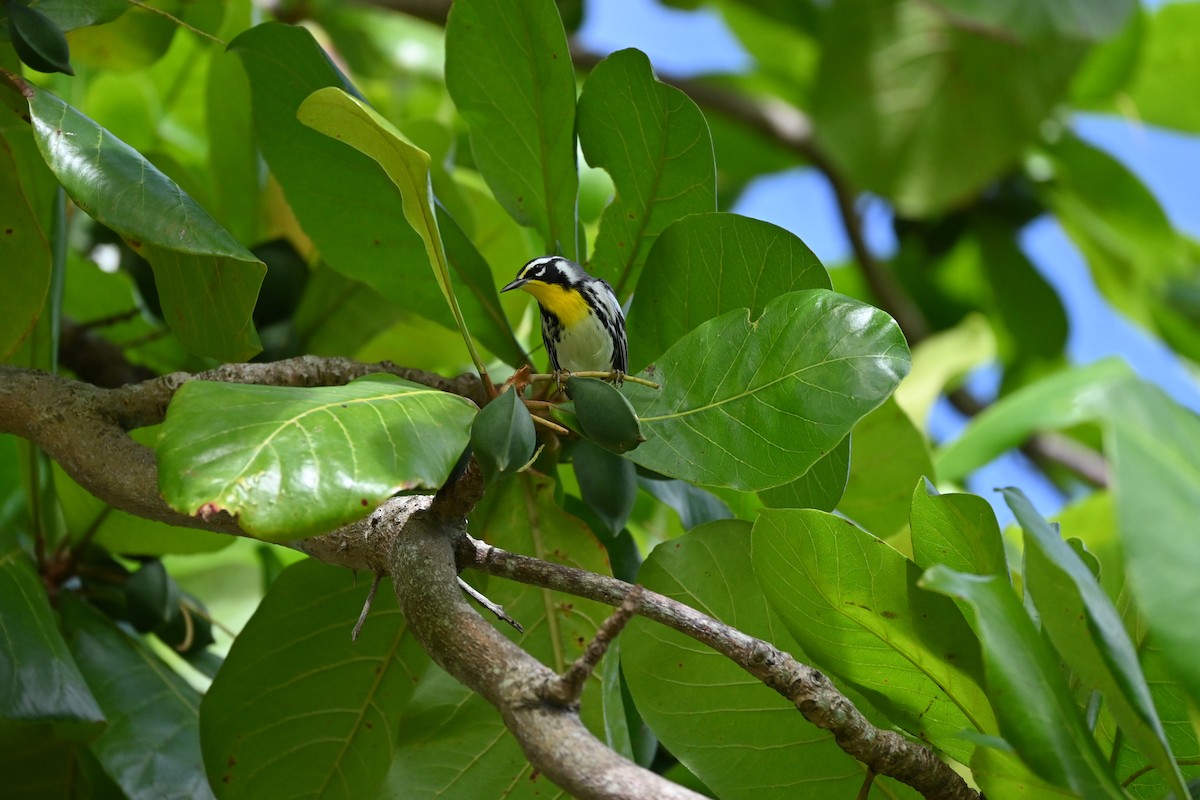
(501, 256, 592, 293)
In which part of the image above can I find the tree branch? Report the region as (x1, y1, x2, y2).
(458, 535, 980, 800)
(390, 510, 705, 800)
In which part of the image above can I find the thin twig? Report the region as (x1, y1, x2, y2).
(528, 371, 661, 390)
(530, 414, 570, 435)
(458, 576, 524, 632)
(544, 585, 643, 706)
(352, 572, 383, 641)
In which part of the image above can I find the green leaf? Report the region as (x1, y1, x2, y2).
(157, 374, 477, 541)
(60, 595, 213, 800)
(445, 0, 579, 258)
(470, 385, 535, 484)
(758, 435, 850, 512)
(201, 559, 427, 800)
(1123, 3, 1200, 133)
(572, 439, 636, 535)
(927, 0, 1135, 41)
(0, 531, 103, 724)
(622, 520, 876, 800)
(753, 509, 996, 761)
(921, 567, 1126, 798)
(636, 473, 732, 530)
(626, 289, 909, 492)
(811, 0, 1085, 216)
(1041, 133, 1200, 361)
(910, 479, 1008, 578)
(936, 359, 1130, 482)
(625, 212, 829, 375)
(0, 91, 53, 359)
(8, 1, 130, 32)
(229, 23, 451, 331)
(205, 19, 258, 245)
(577, 48, 716, 297)
(1008, 487, 1187, 798)
(1103, 380, 1200, 711)
(893, 312, 996, 429)
(7, 0, 74, 75)
(972, 746, 1083, 799)
(17, 80, 264, 361)
(838, 398, 933, 537)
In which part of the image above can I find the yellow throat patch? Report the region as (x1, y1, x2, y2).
(521, 281, 591, 327)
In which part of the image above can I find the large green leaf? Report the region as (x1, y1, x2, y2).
(758, 434, 850, 512)
(1104, 380, 1200, 710)
(621, 520, 882, 800)
(1042, 133, 1200, 361)
(811, 0, 1085, 216)
(0, 530, 103, 724)
(1009, 487, 1187, 798)
(921, 568, 1126, 798)
(157, 374, 476, 541)
(1123, 2, 1200, 133)
(625, 212, 829, 375)
(201, 559, 427, 800)
(444, 0, 579, 258)
(205, 5, 258, 245)
(576, 48, 715, 297)
(909, 479, 1007, 578)
(625, 289, 909, 492)
(15, 79, 264, 361)
(0, 90, 52, 359)
(935, 359, 1130, 482)
(927, 0, 1134, 41)
(229, 23, 451, 330)
(382, 474, 611, 797)
(837, 397, 933, 537)
(296, 86, 526, 367)
(60, 595, 213, 800)
(753, 510, 996, 762)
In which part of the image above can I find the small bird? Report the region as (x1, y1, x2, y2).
(501, 256, 627, 380)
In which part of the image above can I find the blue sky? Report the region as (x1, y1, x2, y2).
(578, 0, 1200, 524)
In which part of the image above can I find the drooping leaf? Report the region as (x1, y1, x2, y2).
(1008, 487, 1187, 799)
(622, 520, 880, 800)
(7, 0, 74, 75)
(577, 48, 716, 297)
(626, 289, 909, 492)
(572, 439, 636, 535)
(753, 509, 996, 762)
(157, 374, 477, 540)
(229, 23, 451, 331)
(201, 559, 427, 800)
(636, 473, 733, 530)
(811, 0, 1086, 216)
(625, 213, 829, 375)
(60, 595, 214, 800)
(837, 397, 933, 537)
(0, 529, 103, 725)
(921, 567, 1126, 798)
(10, 78, 264, 361)
(470, 385, 536, 484)
(444, 0, 579, 258)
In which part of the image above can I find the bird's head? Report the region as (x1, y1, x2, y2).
(502, 256, 592, 325)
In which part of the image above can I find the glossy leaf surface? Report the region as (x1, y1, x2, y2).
(626, 289, 909, 491)
(158, 375, 476, 540)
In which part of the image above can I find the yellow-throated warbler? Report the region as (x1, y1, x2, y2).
(502, 256, 628, 380)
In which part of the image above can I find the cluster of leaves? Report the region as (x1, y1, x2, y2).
(2, 0, 1200, 798)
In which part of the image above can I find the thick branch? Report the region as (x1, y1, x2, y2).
(390, 510, 705, 800)
(459, 536, 980, 800)
(0, 358, 484, 553)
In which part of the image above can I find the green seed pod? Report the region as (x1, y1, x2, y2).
(470, 386, 536, 484)
(7, 1, 74, 76)
(568, 376, 646, 454)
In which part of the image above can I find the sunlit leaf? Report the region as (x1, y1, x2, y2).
(157, 374, 476, 540)
(445, 0, 579, 258)
(626, 289, 909, 492)
(909, 479, 1007, 578)
(754, 509, 996, 761)
(1123, 2, 1200, 133)
(577, 48, 715, 297)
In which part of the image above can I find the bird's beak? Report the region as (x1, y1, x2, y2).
(501, 278, 527, 293)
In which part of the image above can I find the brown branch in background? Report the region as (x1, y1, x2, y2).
(59, 314, 157, 388)
(458, 535, 980, 800)
(544, 584, 644, 707)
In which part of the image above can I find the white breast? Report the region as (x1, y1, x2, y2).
(556, 318, 614, 373)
